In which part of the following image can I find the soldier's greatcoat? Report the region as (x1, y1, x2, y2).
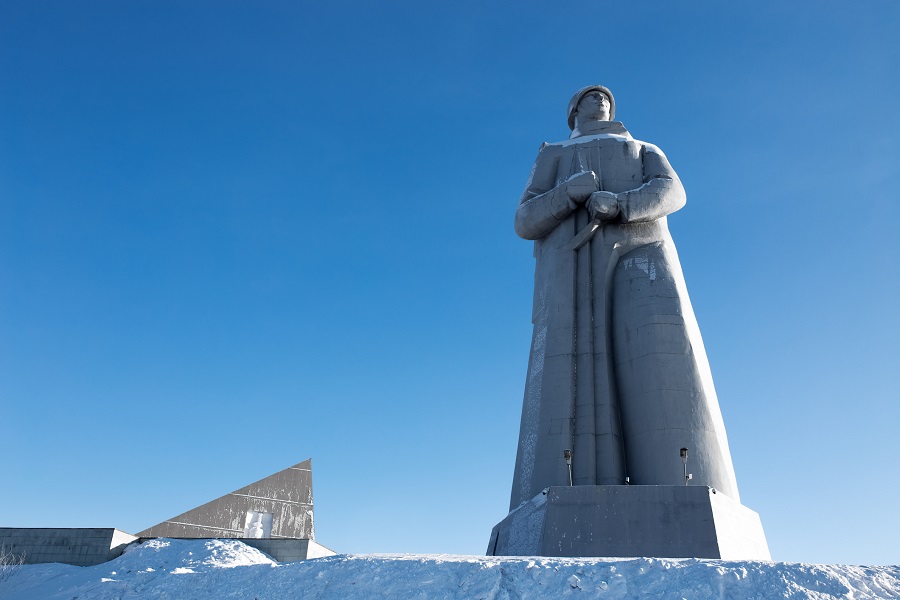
(510, 119, 739, 510)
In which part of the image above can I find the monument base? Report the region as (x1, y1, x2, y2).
(487, 485, 770, 560)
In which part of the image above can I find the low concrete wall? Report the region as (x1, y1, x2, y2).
(241, 538, 336, 561)
(137, 537, 336, 562)
(0, 528, 137, 567)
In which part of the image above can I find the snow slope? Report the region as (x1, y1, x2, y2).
(1, 538, 898, 599)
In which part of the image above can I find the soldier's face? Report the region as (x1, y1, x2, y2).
(576, 91, 611, 122)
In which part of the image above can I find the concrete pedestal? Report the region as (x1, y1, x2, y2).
(487, 485, 770, 560)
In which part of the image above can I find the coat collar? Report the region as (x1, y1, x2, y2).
(570, 120, 630, 139)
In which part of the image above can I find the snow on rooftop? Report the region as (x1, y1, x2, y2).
(1, 538, 898, 599)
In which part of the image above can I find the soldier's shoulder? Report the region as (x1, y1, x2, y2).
(532, 140, 565, 160)
(638, 140, 667, 157)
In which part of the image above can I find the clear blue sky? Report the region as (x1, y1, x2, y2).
(1, 1, 897, 565)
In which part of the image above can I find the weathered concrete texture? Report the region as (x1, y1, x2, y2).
(488, 486, 770, 560)
(0, 528, 137, 566)
(138, 459, 316, 539)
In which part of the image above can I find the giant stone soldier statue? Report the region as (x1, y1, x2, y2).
(509, 85, 740, 510)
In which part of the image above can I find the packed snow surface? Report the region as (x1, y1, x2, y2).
(2, 538, 898, 599)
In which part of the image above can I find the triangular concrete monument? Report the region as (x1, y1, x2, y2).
(138, 459, 315, 540)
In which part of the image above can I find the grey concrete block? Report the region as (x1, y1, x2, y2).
(0, 528, 137, 566)
(488, 486, 770, 560)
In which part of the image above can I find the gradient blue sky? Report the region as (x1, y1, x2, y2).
(1, 1, 898, 565)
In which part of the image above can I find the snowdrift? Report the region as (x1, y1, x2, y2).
(1, 538, 898, 599)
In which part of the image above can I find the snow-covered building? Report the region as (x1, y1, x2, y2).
(0, 459, 333, 566)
